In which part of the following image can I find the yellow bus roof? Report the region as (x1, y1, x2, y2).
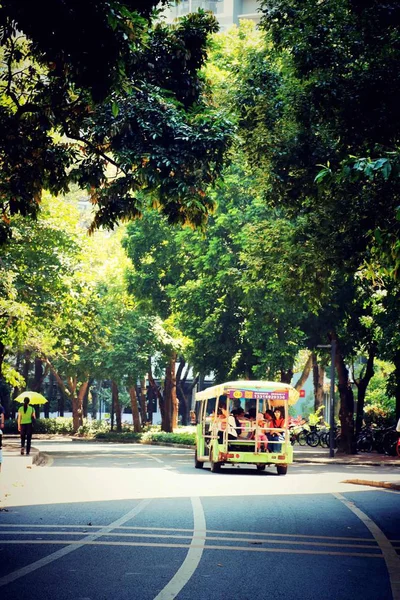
(195, 380, 300, 405)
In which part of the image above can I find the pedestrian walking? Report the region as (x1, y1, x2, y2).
(17, 397, 36, 456)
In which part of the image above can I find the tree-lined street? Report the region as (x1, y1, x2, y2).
(1, 443, 399, 600)
(1, 2, 400, 597)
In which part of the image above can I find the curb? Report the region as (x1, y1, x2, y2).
(342, 478, 400, 491)
(293, 458, 400, 467)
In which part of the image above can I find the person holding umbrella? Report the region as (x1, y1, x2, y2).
(17, 397, 36, 456)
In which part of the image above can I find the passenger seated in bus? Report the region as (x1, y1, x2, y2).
(271, 407, 285, 452)
(264, 410, 276, 451)
(264, 410, 274, 429)
(231, 407, 244, 436)
(245, 407, 257, 420)
(216, 402, 238, 444)
(232, 407, 253, 439)
(253, 413, 268, 452)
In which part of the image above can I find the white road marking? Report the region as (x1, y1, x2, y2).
(153, 497, 206, 600)
(0, 539, 383, 558)
(138, 454, 164, 464)
(333, 492, 400, 600)
(0, 530, 378, 549)
(0, 523, 381, 542)
(0, 498, 152, 588)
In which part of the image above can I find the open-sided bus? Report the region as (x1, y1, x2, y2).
(194, 380, 299, 475)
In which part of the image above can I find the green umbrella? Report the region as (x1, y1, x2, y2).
(14, 391, 48, 405)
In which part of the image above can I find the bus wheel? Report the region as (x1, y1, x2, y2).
(276, 465, 288, 476)
(210, 461, 221, 473)
(194, 450, 204, 469)
(256, 465, 266, 472)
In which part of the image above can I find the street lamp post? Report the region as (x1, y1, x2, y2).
(317, 342, 336, 458)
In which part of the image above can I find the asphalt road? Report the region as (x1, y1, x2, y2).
(1, 441, 399, 600)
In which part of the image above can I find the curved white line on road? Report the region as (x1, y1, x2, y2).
(0, 498, 153, 588)
(333, 492, 400, 600)
(153, 497, 206, 600)
(138, 453, 165, 464)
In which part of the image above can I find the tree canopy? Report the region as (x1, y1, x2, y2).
(0, 2, 233, 243)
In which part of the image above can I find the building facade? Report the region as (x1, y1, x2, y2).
(161, 0, 261, 30)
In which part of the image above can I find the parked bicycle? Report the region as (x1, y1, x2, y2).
(290, 423, 328, 448)
(319, 426, 341, 449)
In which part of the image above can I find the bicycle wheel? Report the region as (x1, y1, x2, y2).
(373, 429, 385, 453)
(298, 431, 308, 446)
(357, 435, 373, 453)
(383, 430, 398, 456)
(319, 432, 329, 448)
(307, 431, 320, 447)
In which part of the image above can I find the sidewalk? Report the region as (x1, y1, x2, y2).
(1, 441, 42, 468)
(293, 446, 400, 467)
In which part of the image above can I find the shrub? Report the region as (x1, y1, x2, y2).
(308, 406, 325, 427)
(4, 418, 18, 434)
(364, 404, 393, 427)
(76, 420, 110, 437)
(4, 417, 75, 434)
(93, 427, 196, 445)
(141, 430, 195, 445)
(38, 418, 75, 434)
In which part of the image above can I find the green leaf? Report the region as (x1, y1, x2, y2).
(111, 101, 119, 118)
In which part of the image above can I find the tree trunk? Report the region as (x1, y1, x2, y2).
(294, 352, 312, 390)
(43, 358, 69, 418)
(354, 346, 376, 436)
(128, 386, 142, 433)
(176, 356, 187, 425)
(71, 380, 89, 432)
(32, 357, 43, 392)
(163, 355, 176, 433)
(112, 381, 122, 432)
(333, 336, 355, 454)
(148, 360, 164, 425)
(82, 380, 92, 418)
(140, 378, 147, 425)
(32, 358, 50, 417)
(171, 353, 178, 428)
(393, 353, 400, 422)
(91, 385, 98, 420)
(0, 373, 11, 418)
(312, 353, 325, 412)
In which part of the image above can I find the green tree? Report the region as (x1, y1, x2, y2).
(0, 4, 233, 242)
(226, 1, 400, 449)
(122, 211, 188, 432)
(0, 192, 82, 414)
